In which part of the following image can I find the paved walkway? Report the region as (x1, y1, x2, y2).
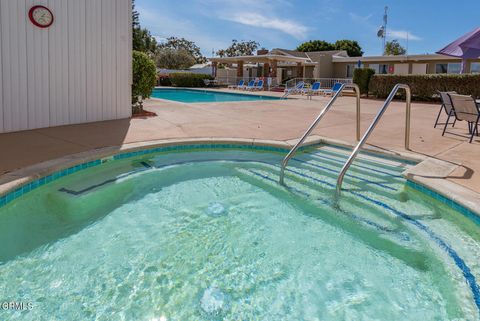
(1, 90, 479, 194)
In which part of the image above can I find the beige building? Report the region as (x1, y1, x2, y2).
(210, 49, 480, 84)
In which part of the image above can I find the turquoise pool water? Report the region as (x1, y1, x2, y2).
(0, 145, 479, 320)
(151, 88, 280, 103)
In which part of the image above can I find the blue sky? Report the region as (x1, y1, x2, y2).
(136, 0, 480, 57)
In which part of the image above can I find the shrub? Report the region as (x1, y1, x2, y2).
(353, 68, 375, 96)
(169, 73, 213, 87)
(132, 50, 157, 106)
(369, 74, 480, 101)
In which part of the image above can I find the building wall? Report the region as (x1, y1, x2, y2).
(0, 0, 132, 133)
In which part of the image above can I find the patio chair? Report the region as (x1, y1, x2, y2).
(443, 93, 480, 143)
(304, 81, 321, 95)
(228, 80, 245, 90)
(320, 83, 343, 96)
(434, 91, 457, 128)
(284, 81, 305, 95)
(243, 80, 255, 90)
(251, 79, 264, 91)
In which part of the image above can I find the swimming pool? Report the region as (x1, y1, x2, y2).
(151, 88, 281, 103)
(1, 144, 479, 320)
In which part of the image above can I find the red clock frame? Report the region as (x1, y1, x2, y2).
(28, 5, 54, 28)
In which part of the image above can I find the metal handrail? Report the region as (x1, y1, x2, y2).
(335, 84, 411, 196)
(279, 83, 361, 184)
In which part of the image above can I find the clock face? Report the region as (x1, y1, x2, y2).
(29, 6, 54, 28)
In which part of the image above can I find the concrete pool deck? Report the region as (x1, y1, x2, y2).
(1, 89, 479, 202)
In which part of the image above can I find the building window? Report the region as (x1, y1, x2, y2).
(369, 64, 389, 74)
(436, 63, 462, 74)
(471, 62, 480, 74)
(436, 64, 448, 74)
(447, 63, 462, 74)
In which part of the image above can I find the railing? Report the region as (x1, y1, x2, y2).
(335, 84, 411, 197)
(279, 83, 361, 184)
(285, 78, 353, 90)
(215, 76, 279, 89)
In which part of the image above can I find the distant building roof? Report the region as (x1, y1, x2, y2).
(333, 53, 463, 63)
(190, 63, 211, 69)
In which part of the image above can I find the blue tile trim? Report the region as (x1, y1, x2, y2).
(406, 180, 480, 225)
(0, 159, 102, 208)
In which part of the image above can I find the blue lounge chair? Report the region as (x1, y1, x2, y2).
(251, 80, 264, 91)
(304, 81, 321, 95)
(229, 79, 245, 90)
(243, 80, 255, 90)
(320, 82, 343, 96)
(284, 81, 305, 95)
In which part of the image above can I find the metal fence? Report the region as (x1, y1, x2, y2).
(285, 78, 353, 90)
(215, 76, 280, 89)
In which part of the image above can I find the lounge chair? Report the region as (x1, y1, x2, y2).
(443, 93, 480, 143)
(228, 80, 245, 90)
(251, 80, 264, 91)
(284, 81, 305, 95)
(304, 82, 321, 95)
(320, 82, 343, 96)
(435, 91, 457, 128)
(243, 80, 255, 91)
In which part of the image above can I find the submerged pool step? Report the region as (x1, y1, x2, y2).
(234, 166, 430, 262)
(301, 150, 406, 179)
(291, 157, 404, 193)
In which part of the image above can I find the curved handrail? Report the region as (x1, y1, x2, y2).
(335, 84, 411, 196)
(279, 83, 361, 184)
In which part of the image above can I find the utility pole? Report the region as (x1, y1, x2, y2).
(377, 6, 388, 55)
(383, 6, 388, 55)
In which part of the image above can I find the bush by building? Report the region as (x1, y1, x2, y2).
(353, 68, 375, 96)
(132, 50, 157, 108)
(369, 74, 480, 101)
(169, 73, 213, 87)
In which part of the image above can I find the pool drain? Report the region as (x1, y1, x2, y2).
(206, 203, 227, 217)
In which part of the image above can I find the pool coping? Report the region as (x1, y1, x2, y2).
(152, 86, 286, 103)
(0, 136, 479, 218)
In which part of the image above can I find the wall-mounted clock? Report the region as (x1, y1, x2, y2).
(28, 5, 54, 28)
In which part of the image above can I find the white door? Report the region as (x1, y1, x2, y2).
(412, 64, 428, 75)
(394, 64, 409, 75)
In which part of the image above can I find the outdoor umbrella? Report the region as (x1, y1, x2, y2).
(436, 27, 480, 73)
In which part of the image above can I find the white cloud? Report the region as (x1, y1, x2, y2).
(223, 12, 308, 39)
(388, 30, 422, 41)
(349, 12, 373, 23)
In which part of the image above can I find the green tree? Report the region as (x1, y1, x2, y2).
(334, 40, 364, 57)
(155, 48, 196, 69)
(216, 40, 260, 57)
(132, 51, 157, 109)
(296, 40, 335, 52)
(132, 0, 157, 56)
(158, 37, 206, 64)
(385, 40, 406, 55)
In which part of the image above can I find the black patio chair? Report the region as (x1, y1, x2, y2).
(434, 91, 457, 128)
(443, 93, 480, 143)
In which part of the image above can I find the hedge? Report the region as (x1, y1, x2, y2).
(169, 73, 213, 87)
(369, 74, 480, 101)
(353, 68, 375, 95)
